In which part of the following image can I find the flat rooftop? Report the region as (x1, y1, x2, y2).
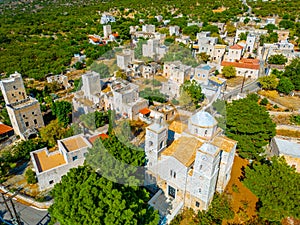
(61, 135, 89, 152)
(273, 136, 300, 158)
(33, 149, 66, 173)
(162, 136, 203, 167)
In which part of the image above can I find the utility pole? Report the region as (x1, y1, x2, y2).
(0, 190, 22, 225)
(240, 71, 248, 93)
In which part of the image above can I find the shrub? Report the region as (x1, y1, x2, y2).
(25, 168, 37, 184)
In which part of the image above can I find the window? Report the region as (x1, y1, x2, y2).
(34, 119, 37, 125)
(25, 122, 29, 127)
(170, 170, 173, 177)
(32, 112, 34, 115)
(204, 130, 208, 136)
(49, 180, 54, 185)
(199, 165, 203, 170)
(199, 188, 201, 193)
(173, 172, 176, 178)
(168, 185, 176, 198)
(195, 128, 198, 134)
(195, 201, 200, 207)
(159, 141, 164, 149)
(72, 156, 78, 161)
(149, 141, 153, 147)
(23, 115, 26, 118)
(202, 74, 205, 77)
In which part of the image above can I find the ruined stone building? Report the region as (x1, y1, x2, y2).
(145, 111, 237, 222)
(0, 72, 44, 140)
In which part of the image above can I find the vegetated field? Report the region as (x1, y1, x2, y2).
(0, 0, 245, 80)
(258, 90, 300, 110)
(225, 76, 250, 88)
(224, 156, 258, 224)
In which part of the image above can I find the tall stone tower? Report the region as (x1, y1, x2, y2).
(191, 143, 221, 210)
(144, 117, 168, 187)
(0, 72, 44, 140)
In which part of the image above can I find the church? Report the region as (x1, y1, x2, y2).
(145, 111, 237, 222)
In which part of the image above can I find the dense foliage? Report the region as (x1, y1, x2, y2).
(277, 77, 295, 94)
(80, 111, 109, 131)
(162, 44, 198, 67)
(140, 87, 167, 104)
(243, 157, 300, 222)
(267, 54, 287, 65)
(51, 100, 72, 127)
(258, 74, 278, 90)
(0, 138, 46, 178)
(222, 66, 236, 79)
(282, 58, 300, 91)
(225, 95, 276, 159)
(181, 80, 205, 105)
(49, 166, 160, 225)
(85, 135, 146, 185)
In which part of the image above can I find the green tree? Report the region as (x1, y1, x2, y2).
(0, 108, 12, 126)
(25, 168, 37, 184)
(80, 111, 109, 131)
(268, 54, 287, 65)
(239, 32, 248, 41)
(243, 157, 300, 222)
(40, 119, 70, 147)
(260, 98, 268, 106)
(51, 100, 72, 127)
(277, 77, 295, 94)
(49, 166, 160, 225)
(225, 95, 276, 159)
(243, 17, 250, 24)
(198, 52, 210, 63)
(283, 58, 300, 90)
(90, 62, 111, 78)
(182, 25, 200, 38)
(181, 80, 205, 106)
(222, 66, 236, 78)
(258, 74, 278, 90)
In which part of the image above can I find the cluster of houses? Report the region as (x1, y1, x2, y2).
(1, 11, 300, 225)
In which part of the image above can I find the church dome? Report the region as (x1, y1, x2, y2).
(189, 111, 217, 128)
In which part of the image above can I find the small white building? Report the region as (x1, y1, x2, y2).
(116, 49, 135, 70)
(142, 24, 156, 33)
(100, 13, 116, 24)
(223, 44, 244, 62)
(169, 26, 180, 36)
(163, 61, 192, 85)
(193, 64, 215, 85)
(103, 25, 112, 38)
(31, 134, 92, 190)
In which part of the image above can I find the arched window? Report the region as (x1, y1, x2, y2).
(149, 141, 153, 147)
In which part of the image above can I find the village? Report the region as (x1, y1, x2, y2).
(0, 4, 300, 225)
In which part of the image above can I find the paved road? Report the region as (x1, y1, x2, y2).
(224, 80, 261, 100)
(0, 198, 49, 225)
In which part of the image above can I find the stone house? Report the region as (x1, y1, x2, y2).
(169, 26, 180, 36)
(223, 44, 244, 62)
(145, 111, 237, 222)
(0, 72, 44, 140)
(100, 13, 116, 24)
(116, 49, 135, 70)
(47, 74, 70, 89)
(221, 58, 260, 79)
(30, 134, 92, 190)
(193, 64, 215, 85)
(270, 136, 300, 173)
(103, 25, 112, 38)
(142, 24, 156, 33)
(163, 61, 192, 85)
(107, 79, 149, 120)
(72, 71, 103, 115)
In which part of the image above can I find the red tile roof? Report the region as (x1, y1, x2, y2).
(221, 60, 260, 70)
(230, 44, 243, 50)
(139, 108, 151, 115)
(240, 58, 260, 64)
(88, 133, 109, 144)
(0, 124, 13, 135)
